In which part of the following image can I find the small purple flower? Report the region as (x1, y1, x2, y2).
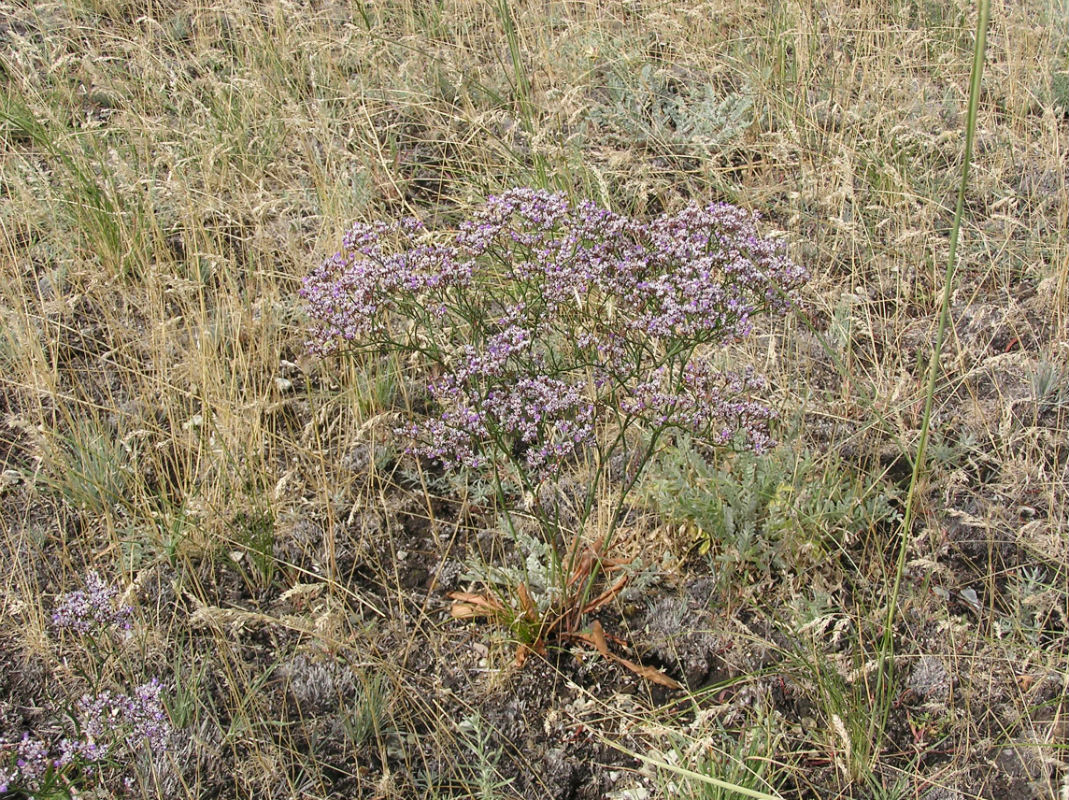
(15, 733, 50, 783)
(0, 678, 170, 796)
(620, 363, 777, 450)
(51, 571, 133, 635)
(305, 188, 806, 500)
(76, 680, 171, 753)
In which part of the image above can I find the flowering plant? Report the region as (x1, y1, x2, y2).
(0, 680, 171, 797)
(303, 188, 806, 657)
(51, 570, 133, 636)
(0, 573, 172, 797)
(49, 570, 135, 689)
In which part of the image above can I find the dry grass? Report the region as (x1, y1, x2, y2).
(1, 0, 1067, 797)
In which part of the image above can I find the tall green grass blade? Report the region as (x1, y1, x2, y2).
(615, 747, 784, 800)
(493, 0, 552, 188)
(872, 0, 991, 745)
(0, 90, 128, 272)
(494, 0, 532, 133)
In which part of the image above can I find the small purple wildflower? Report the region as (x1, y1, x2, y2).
(51, 571, 133, 635)
(15, 733, 50, 785)
(0, 680, 172, 796)
(304, 188, 806, 498)
(77, 679, 171, 753)
(621, 364, 777, 452)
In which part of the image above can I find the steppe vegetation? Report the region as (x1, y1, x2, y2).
(0, 0, 1066, 797)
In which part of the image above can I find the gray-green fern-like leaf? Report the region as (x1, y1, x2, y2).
(593, 63, 753, 155)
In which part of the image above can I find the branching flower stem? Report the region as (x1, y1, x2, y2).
(303, 188, 806, 638)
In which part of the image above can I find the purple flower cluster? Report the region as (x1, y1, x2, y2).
(51, 571, 133, 635)
(302, 217, 474, 352)
(402, 373, 596, 481)
(303, 188, 806, 485)
(0, 681, 170, 795)
(303, 188, 805, 351)
(76, 679, 171, 754)
(0, 734, 49, 793)
(622, 365, 777, 453)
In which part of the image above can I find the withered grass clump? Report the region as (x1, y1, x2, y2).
(1, 0, 1066, 797)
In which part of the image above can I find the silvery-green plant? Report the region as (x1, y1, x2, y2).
(594, 64, 754, 157)
(303, 188, 806, 641)
(642, 437, 900, 582)
(1030, 360, 1069, 413)
(454, 712, 516, 800)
